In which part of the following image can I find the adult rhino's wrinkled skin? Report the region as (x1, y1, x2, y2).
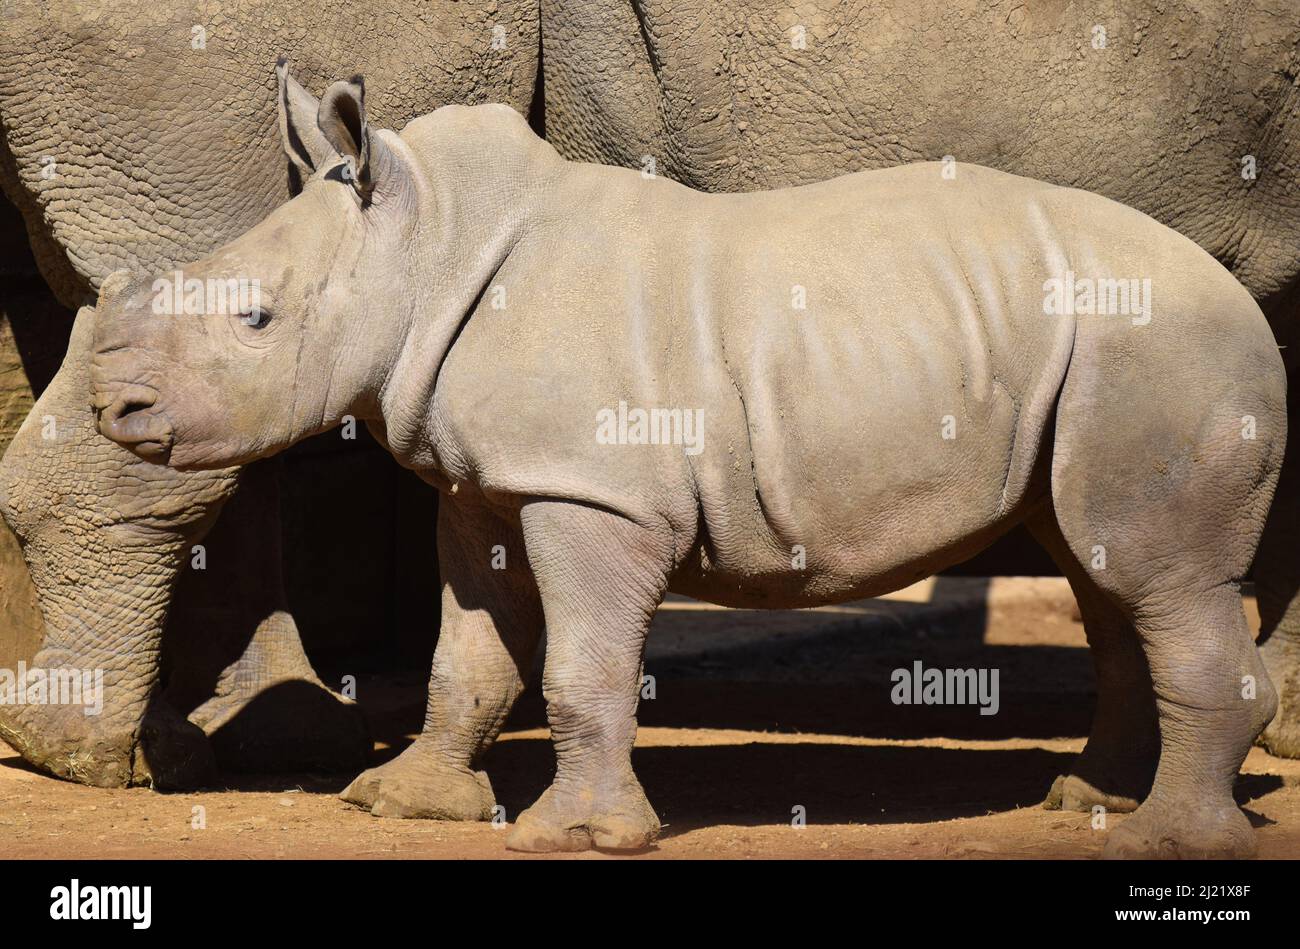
(0, 0, 538, 783)
(0, 0, 538, 307)
(92, 84, 1285, 858)
(538, 0, 1300, 764)
(543, 0, 1300, 308)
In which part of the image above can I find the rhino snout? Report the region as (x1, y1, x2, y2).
(93, 383, 174, 463)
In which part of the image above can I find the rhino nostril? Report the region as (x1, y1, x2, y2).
(114, 397, 154, 421)
(94, 384, 159, 427)
(95, 386, 173, 459)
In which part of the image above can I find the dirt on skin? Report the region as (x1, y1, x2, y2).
(4, 577, 1300, 859)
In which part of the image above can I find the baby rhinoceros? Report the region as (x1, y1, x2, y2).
(90, 66, 1285, 859)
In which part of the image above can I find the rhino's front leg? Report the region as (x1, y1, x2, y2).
(506, 500, 672, 853)
(342, 496, 544, 820)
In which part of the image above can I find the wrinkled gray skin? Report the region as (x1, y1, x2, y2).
(0, 0, 538, 784)
(542, 0, 1300, 776)
(91, 82, 1285, 858)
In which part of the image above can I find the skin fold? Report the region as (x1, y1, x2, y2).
(0, 0, 538, 783)
(89, 82, 1285, 857)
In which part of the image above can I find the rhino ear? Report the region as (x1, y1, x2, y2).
(317, 75, 376, 200)
(276, 58, 334, 184)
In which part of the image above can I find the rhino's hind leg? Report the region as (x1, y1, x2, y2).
(1251, 419, 1300, 758)
(505, 500, 669, 853)
(1045, 335, 1283, 858)
(1029, 508, 1159, 813)
(179, 609, 369, 774)
(343, 499, 544, 820)
(1104, 586, 1275, 859)
(1042, 514, 1274, 858)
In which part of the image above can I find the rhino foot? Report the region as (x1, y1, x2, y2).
(506, 778, 660, 853)
(1102, 797, 1257, 860)
(189, 678, 368, 774)
(1257, 635, 1300, 758)
(341, 739, 495, 820)
(1042, 772, 1146, 813)
(0, 695, 214, 789)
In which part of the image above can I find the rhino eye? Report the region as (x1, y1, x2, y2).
(239, 308, 271, 329)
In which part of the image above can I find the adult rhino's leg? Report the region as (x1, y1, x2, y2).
(1029, 507, 1159, 813)
(506, 500, 669, 853)
(1253, 472, 1300, 757)
(0, 307, 222, 787)
(164, 458, 368, 773)
(344, 497, 543, 819)
(0, 220, 68, 678)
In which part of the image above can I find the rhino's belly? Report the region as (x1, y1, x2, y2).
(669, 366, 1038, 609)
(670, 472, 1030, 611)
(669, 518, 1010, 609)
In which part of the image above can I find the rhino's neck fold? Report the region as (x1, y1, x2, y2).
(371, 114, 560, 476)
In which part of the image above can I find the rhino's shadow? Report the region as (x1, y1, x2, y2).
(201, 566, 1283, 829)
(485, 738, 1074, 828)
(473, 738, 1282, 833)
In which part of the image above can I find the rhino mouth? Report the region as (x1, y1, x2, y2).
(93, 384, 175, 463)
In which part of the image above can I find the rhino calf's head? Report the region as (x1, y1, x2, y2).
(91, 63, 424, 469)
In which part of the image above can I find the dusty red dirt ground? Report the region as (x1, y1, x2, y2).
(4, 578, 1300, 859)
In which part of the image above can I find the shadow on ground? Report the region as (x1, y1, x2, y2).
(196, 575, 1115, 832)
(189, 735, 1283, 834)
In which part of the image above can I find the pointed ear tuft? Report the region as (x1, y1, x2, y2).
(276, 59, 334, 184)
